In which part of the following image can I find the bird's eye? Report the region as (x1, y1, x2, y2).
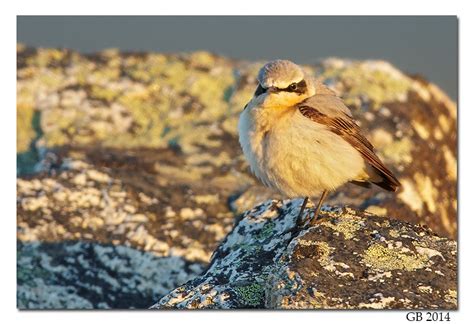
(288, 83, 298, 91)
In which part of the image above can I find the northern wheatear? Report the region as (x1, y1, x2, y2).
(238, 59, 400, 226)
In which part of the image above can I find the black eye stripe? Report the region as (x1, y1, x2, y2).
(255, 80, 307, 96)
(254, 84, 267, 96)
(280, 80, 307, 93)
(297, 80, 307, 88)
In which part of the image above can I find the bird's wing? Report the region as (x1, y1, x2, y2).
(297, 94, 401, 191)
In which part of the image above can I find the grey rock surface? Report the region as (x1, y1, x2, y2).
(17, 241, 204, 309)
(152, 200, 457, 309)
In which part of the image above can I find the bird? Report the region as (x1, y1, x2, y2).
(238, 59, 401, 226)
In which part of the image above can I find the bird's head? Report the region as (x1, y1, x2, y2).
(252, 59, 316, 109)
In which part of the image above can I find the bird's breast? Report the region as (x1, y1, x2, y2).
(238, 105, 365, 197)
(238, 105, 275, 187)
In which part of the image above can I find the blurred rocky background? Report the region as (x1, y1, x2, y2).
(16, 45, 457, 309)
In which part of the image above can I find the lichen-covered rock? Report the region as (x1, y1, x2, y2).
(17, 46, 457, 238)
(232, 59, 458, 238)
(16, 155, 228, 308)
(316, 59, 457, 239)
(17, 155, 234, 263)
(17, 46, 457, 308)
(151, 200, 457, 309)
(17, 241, 204, 309)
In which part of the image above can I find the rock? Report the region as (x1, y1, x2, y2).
(17, 46, 457, 238)
(16, 46, 457, 308)
(151, 200, 457, 309)
(316, 59, 457, 239)
(17, 241, 204, 309)
(17, 155, 233, 264)
(16, 156, 221, 308)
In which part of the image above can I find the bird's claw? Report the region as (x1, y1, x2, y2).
(297, 209, 319, 229)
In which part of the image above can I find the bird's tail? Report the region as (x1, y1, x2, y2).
(369, 166, 401, 192)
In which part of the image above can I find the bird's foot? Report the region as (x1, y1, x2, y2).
(296, 207, 321, 230)
(296, 190, 329, 229)
(296, 208, 320, 229)
(298, 203, 336, 228)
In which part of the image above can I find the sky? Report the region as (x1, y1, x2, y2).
(17, 16, 458, 100)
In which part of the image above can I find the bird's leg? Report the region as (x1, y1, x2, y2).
(296, 196, 309, 226)
(310, 190, 328, 226)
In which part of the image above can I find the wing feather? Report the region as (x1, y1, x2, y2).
(298, 95, 401, 191)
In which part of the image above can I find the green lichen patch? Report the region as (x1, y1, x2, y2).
(17, 103, 36, 153)
(321, 214, 363, 239)
(17, 106, 43, 175)
(255, 222, 275, 241)
(321, 59, 412, 108)
(233, 282, 265, 307)
(363, 243, 429, 271)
